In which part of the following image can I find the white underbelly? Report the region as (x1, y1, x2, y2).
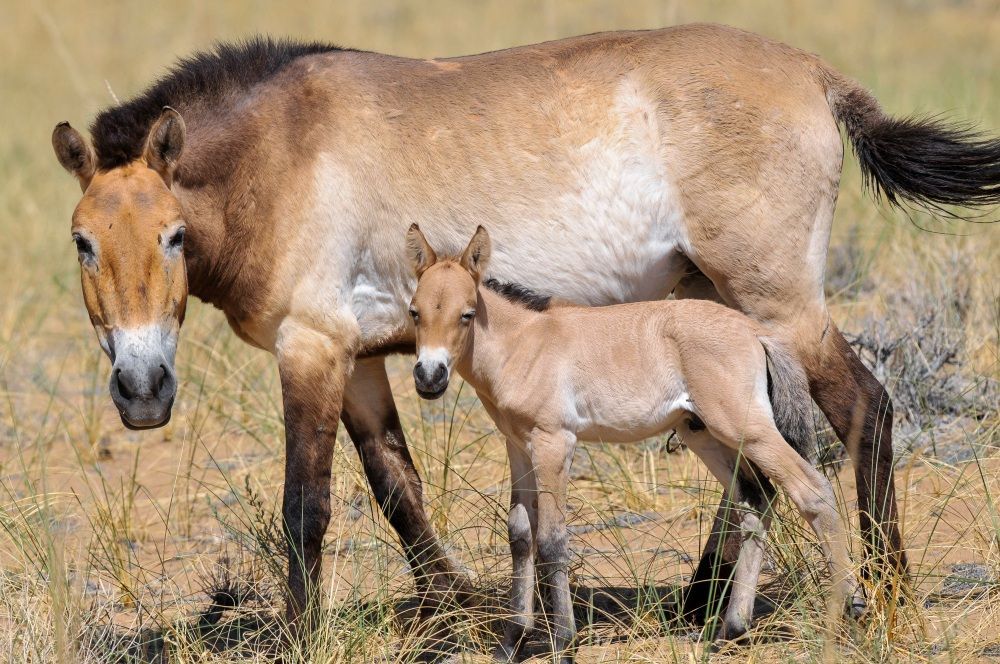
(308, 79, 691, 346)
(572, 390, 692, 443)
(488, 105, 688, 305)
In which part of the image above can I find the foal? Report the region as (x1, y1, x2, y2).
(406, 225, 862, 659)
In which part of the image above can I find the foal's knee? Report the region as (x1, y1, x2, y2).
(508, 503, 533, 556)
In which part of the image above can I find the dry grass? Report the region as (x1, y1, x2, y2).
(1, 0, 999, 662)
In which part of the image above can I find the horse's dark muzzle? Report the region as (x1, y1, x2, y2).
(110, 362, 177, 429)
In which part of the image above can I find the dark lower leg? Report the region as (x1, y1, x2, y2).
(536, 531, 574, 663)
(341, 359, 473, 611)
(680, 507, 739, 625)
(283, 471, 332, 626)
(499, 447, 537, 659)
(810, 325, 906, 595)
(344, 410, 472, 608)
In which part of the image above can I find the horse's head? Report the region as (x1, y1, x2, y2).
(406, 224, 491, 399)
(52, 108, 188, 429)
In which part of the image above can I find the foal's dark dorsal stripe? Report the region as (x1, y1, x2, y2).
(90, 37, 349, 169)
(484, 278, 551, 312)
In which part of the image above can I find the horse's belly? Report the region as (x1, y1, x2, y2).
(486, 83, 690, 305)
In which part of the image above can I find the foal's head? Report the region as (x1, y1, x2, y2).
(406, 225, 491, 399)
(51, 109, 188, 429)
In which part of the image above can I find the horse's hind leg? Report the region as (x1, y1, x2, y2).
(341, 357, 473, 612)
(807, 321, 905, 597)
(661, 75, 908, 599)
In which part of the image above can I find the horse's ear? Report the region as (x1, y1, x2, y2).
(52, 122, 95, 191)
(144, 107, 186, 185)
(460, 225, 491, 282)
(406, 224, 438, 277)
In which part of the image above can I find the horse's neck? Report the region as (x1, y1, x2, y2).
(171, 117, 266, 316)
(459, 287, 535, 395)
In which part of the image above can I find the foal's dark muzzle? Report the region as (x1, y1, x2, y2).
(413, 360, 449, 400)
(109, 361, 177, 429)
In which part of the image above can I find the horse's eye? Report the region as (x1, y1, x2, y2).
(461, 311, 475, 322)
(409, 308, 419, 322)
(167, 228, 185, 250)
(73, 234, 93, 258)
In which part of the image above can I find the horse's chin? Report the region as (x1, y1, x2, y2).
(120, 413, 171, 430)
(118, 399, 174, 430)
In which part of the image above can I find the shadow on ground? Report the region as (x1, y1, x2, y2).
(83, 581, 788, 662)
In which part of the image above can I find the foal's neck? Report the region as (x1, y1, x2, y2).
(458, 286, 540, 393)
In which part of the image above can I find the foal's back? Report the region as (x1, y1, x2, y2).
(505, 298, 768, 441)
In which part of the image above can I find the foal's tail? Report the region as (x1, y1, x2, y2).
(821, 66, 1000, 216)
(759, 337, 817, 464)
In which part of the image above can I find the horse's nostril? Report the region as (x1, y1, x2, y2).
(115, 369, 134, 401)
(154, 365, 168, 397)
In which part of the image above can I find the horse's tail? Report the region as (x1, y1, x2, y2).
(820, 65, 1000, 215)
(759, 337, 816, 465)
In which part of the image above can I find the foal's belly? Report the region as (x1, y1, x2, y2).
(569, 381, 692, 443)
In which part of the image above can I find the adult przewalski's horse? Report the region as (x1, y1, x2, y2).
(52, 25, 1000, 623)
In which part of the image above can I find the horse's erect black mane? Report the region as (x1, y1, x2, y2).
(483, 278, 551, 312)
(90, 37, 348, 170)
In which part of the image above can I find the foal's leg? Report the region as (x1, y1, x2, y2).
(674, 270, 743, 622)
(720, 460, 775, 641)
(734, 425, 862, 615)
(341, 357, 473, 611)
(528, 429, 576, 663)
(683, 427, 775, 641)
(496, 438, 537, 662)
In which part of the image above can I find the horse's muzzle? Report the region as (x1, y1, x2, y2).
(110, 360, 177, 429)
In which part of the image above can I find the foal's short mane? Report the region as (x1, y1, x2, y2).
(90, 37, 349, 170)
(483, 278, 551, 312)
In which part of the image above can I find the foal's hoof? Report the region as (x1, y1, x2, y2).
(847, 596, 868, 621)
(709, 618, 751, 652)
(492, 643, 518, 663)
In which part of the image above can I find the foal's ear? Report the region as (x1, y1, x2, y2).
(406, 224, 438, 277)
(52, 122, 95, 191)
(460, 225, 491, 281)
(144, 107, 186, 185)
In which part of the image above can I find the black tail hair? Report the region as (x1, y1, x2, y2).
(759, 338, 816, 464)
(823, 68, 1000, 216)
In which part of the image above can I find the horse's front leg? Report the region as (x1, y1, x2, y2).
(276, 319, 355, 625)
(341, 356, 474, 612)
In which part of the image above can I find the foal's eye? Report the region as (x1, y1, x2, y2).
(167, 228, 185, 250)
(73, 234, 94, 259)
(460, 311, 475, 322)
(409, 308, 419, 322)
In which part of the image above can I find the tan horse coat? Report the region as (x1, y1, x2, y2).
(51, 24, 1000, 623)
